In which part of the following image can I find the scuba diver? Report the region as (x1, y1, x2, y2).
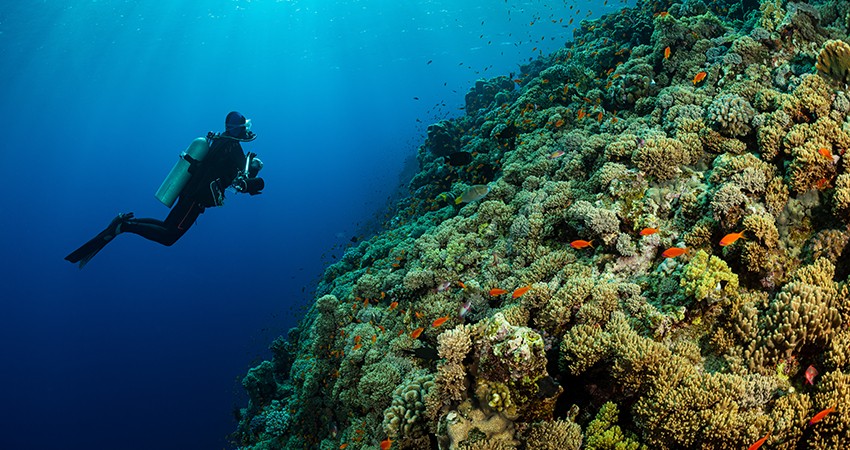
(65, 111, 265, 268)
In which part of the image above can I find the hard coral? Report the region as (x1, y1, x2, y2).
(707, 94, 757, 137)
(383, 370, 436, 440)
(816, 39, 850, 87)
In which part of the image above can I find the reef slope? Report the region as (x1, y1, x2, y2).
(233, 0, 850, 448)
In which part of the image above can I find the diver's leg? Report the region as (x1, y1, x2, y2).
(121, 198, 202, 246)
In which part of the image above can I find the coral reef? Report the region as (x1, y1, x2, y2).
(233, 0, 850, 449)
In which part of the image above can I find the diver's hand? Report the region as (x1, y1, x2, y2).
(232, 174, 248, 192)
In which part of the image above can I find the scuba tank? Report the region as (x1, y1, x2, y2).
(154, 137, 210, 208)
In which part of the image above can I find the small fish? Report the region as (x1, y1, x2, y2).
(457, 281, 466, 289)
(662, 247, 688, 258)
(597, 111, 603, 122)
(371, 335, 377, 343)
(693, 71, 707, 85)
(570, 239, 593, 249)
(818, 147, 833, 160)
(432, 316, 449, 327)
(805, 365, 819, 385)
(808, 406, 835, 425)
(388, 301, 398, 310)
(459, 300, 472, 318)
(639, 227, 659, 236)
(354, 335, 361, 344)
(748, 432, 770, 450)
(548, 150, 565, 159)
(719, 231, 745, 247)
(437, 280, 452, 292)
(456, 184, 491, 204)
(410, 327, 424, 339)
(340, 444, 348, 449)
(554, 119, 565, 127)
(380, 438, 393, 450)
(512, 285, 531, 298)
(353, 343, 362, 350)
(489, 288, 508, 296)
(664, 46, 671, 59)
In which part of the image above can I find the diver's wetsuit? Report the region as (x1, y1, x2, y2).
(121, 136, 249, 246)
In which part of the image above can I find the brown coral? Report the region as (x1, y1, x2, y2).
(816, 39, 850, 86)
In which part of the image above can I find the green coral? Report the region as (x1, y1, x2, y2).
(680, 249, 739, 304)
(585, 402, 646, 450)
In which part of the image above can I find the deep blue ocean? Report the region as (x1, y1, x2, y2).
(0, 1, 623, 448)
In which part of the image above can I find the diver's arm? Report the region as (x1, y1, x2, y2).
(232, 152, 264, 195)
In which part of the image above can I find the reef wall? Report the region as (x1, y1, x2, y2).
(232, 0, 850, 448)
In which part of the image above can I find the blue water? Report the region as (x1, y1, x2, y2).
(0, 1, 620, 448)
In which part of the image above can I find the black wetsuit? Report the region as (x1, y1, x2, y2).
(122, 136, 249, 246)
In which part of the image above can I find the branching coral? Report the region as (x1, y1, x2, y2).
(680, 249, 739, 305)
(747, 258, 843, 370)
(584, 402, 646, 450)
(707, 94, 756, 137)
(522, 419, 582, 450)
(816, 39, 850, 87)
(632, 136, 691, 181)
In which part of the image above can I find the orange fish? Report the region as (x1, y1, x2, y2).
(354, 335, 361, 344)
(353, 343, 362, 350)
(380, 438, 393, 450)
(664, 46, 671, 59)
(340, 444, 348, 449)
(662, 247, 688, 258)
(693, 71, 707, 85)
(489, 288, 508, 296)
(719, 231, 745, 247)
(577, 109, 586, 120)
(818, 147, 833, 160)
(512, 285, 531, 298)
(388, 301, 398, 310)
(597, 111, 604, 122)
(410, 327, 424, 339)
(639, 227, 659, 236)
(371, 334, 377, 343)
(432, 316, 449, 328)
(457, 281, 466, 289)
(809, 406, 835, 425)
(570, 239, 593, 249)
(747, 432, 770, 450)
(554, 119, 565, 127)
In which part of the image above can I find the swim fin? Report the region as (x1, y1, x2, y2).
(64, 213, 133, 269)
